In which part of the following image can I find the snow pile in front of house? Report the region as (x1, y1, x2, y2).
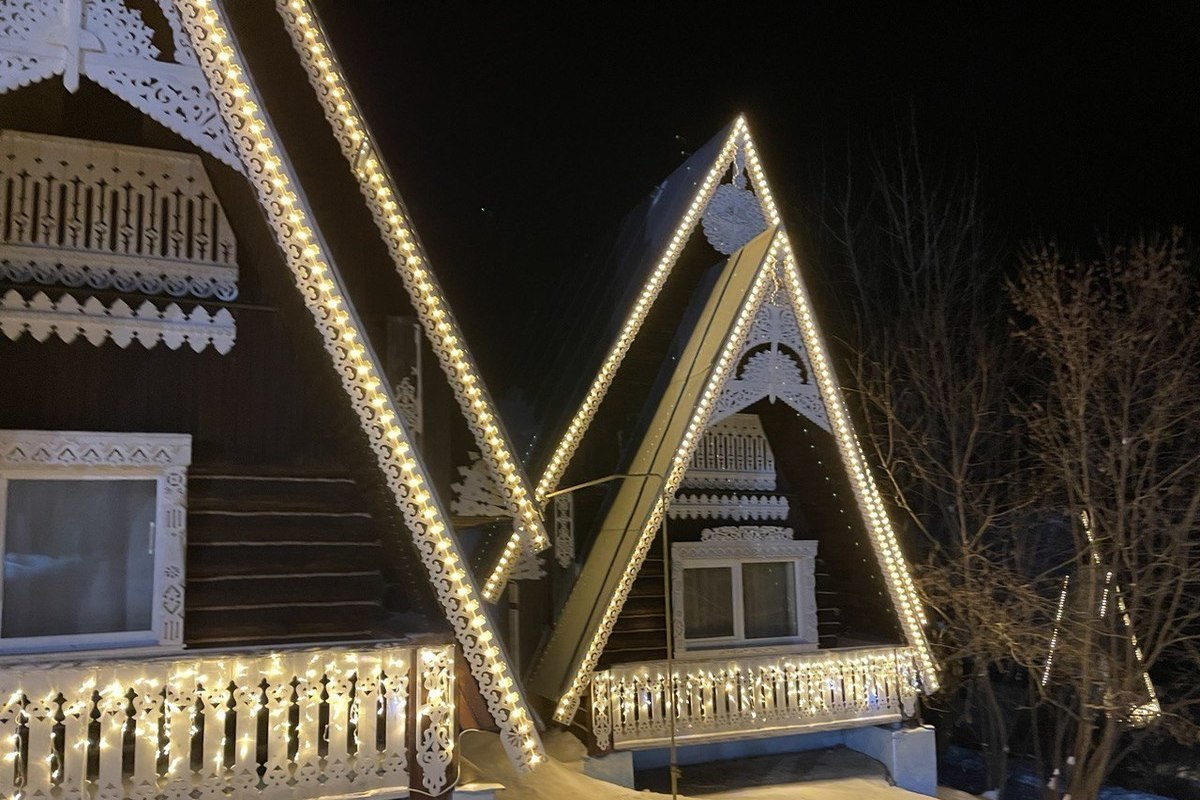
(458, 729, 932, 800)
(458, 728, 674, 799)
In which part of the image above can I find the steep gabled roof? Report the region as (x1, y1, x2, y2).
(520, 121, 938, 723)
(166, 0, 543, 768)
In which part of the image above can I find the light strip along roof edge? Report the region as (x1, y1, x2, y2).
(481, 117, 783, 599)
(171, 0, 544, 770)
(538, 214, 939, 722)
(274, 0, 548, 557)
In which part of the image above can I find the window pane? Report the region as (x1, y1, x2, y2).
(683, 567, 734, 639)
(743, 561, 797, 640)
(4, 479, 156, 639)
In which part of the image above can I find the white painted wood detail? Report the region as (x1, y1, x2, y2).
(0, 1, 240, 168)
(671, 538, 819, 658)
(0, 289, 235, 352)
(0, 429, 190, 652)
(0, 131, 238, 299)
(700, 525, 793, 541)
(711, 292, 829, 431)
(591, 646, 919, 750)
(681, 413, 777, 491)
(0, 641, 453, 798)
(450, 450, 508, 518)
(668, 492, 789, 521)
(553, 493, 574, 568)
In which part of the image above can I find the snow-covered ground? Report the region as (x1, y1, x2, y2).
(458, 729, 943, 800)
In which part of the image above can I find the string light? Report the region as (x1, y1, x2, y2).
(171, 0, 544, 768)
(274, 0, 549, 563)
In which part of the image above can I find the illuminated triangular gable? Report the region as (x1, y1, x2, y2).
(523, 130, 938, 722)
(478, 118, 783, 598)
(157, 0, 544, 769)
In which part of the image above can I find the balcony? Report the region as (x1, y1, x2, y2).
(0, 640, 456, 799)
(590, 646, 920, 750)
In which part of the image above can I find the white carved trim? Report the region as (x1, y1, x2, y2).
(592, 646, 920, 750)
(553, 493, 574, 569)
(0, 0, 240, 168)
(415, 645, 455, 796)
(671, 538, 819, 658)
(171, 0, 542, 766)
(0, 130, 239, 301)
(711, 293, 830, 431)
(700, 158, 768, 256)
(509, 544, 546, 582)
(450, 450, 508, 519)
(682, 412, 777, 491)
(0, 429, 190, 650)
(0, 289, 236, 353)
(701, 525, 793, 541)
(668, 492, 790, 521)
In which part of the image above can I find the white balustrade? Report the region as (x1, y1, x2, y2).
(0, 641, 455, 799)
(591, 646, 919, 749)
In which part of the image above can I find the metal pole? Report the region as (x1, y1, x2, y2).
(661, 511, 679, 799)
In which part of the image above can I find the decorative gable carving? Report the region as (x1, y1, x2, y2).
(450, 451, 508, 519)
(0, 0, 240, 168)
(681, 413, 777, 491)
(711, 287, 830, 431)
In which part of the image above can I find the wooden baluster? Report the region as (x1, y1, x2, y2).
(197, 660, 232, 797)
(293, 656, 324, 794)
(230, 673, 261, 794)
(162, 668, 198, 800)
(58, 668, 95, 800)
(379, 654, 409, 787)
(324, 655, 354, 792)
(352, 655, 383, 789)
(21, 674, 56, 800)
(0, 685, 23, 800)
(129, 670, 164, 800)
(261, 654, 295, 797)
(95, 674, 130, 800)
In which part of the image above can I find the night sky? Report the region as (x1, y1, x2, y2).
(311, 3, 1199, 381)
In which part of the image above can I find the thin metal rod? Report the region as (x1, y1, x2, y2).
(542, 472, 664, 500)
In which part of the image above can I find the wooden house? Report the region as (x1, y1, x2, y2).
(468, 119, 940, 792)
(0, 1, 545, 797)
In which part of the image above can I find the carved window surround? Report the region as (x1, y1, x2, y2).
(671, 537, 819, 660)
(0, 429, 190, 654)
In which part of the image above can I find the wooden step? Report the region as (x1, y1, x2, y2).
(188, 475, 366, 514)
(187, 512, 376, 544)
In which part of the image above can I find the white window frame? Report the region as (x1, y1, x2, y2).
(671, 538, 819, 659)
(0, 430, 190, 654)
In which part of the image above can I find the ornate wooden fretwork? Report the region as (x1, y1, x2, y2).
(682, 413, 777, 491)
(0, 289, 235, 352)
(450, 450, 508, 518)
(168, 0, 542, 768)
(0, 0, 239, 168)
(711, 292, 829, 430)
(0, 131, 239, 301)
(553, 493, 574, 568)
(700, 525, 793, 541)
(668, 492, 790, 521)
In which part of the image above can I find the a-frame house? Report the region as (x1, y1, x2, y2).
(503, 119, 938, 789)
(0, 1, 543, 797)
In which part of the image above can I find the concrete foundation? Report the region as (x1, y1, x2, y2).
(593, 723, 937, 796)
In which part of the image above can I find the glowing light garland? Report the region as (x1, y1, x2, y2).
(0, 644, 450, 797)
(543, 124, 937, 723)
(482, 118, 780, 599)
(273, 0, 548, 561)
(170, 0, 542, 768)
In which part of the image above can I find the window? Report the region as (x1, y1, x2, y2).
(672, 535, 818, 657)
(0, 431, 190, 653)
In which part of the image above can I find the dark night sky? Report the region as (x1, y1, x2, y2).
(310, 3, 1199, 381)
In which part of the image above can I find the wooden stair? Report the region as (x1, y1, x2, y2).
(185, 474, 386, 647)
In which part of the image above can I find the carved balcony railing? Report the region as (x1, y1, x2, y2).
(0, 640, 456, 799)
(590, 646, 919, 750)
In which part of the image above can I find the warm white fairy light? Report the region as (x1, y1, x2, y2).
(1043, 575, 1071, 687)
(591, 648, 918, 749)
(274, 0, 548, 559)
(170, 0, 543, 768)
(482, 117, 781, 598)
(554, 234, 785, 723)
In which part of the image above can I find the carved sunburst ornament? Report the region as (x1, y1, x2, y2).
(701, 158, 767, 255)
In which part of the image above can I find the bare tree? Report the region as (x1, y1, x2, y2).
(822, 128, 1051, 798)
(1011, 230, 1200, 800)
